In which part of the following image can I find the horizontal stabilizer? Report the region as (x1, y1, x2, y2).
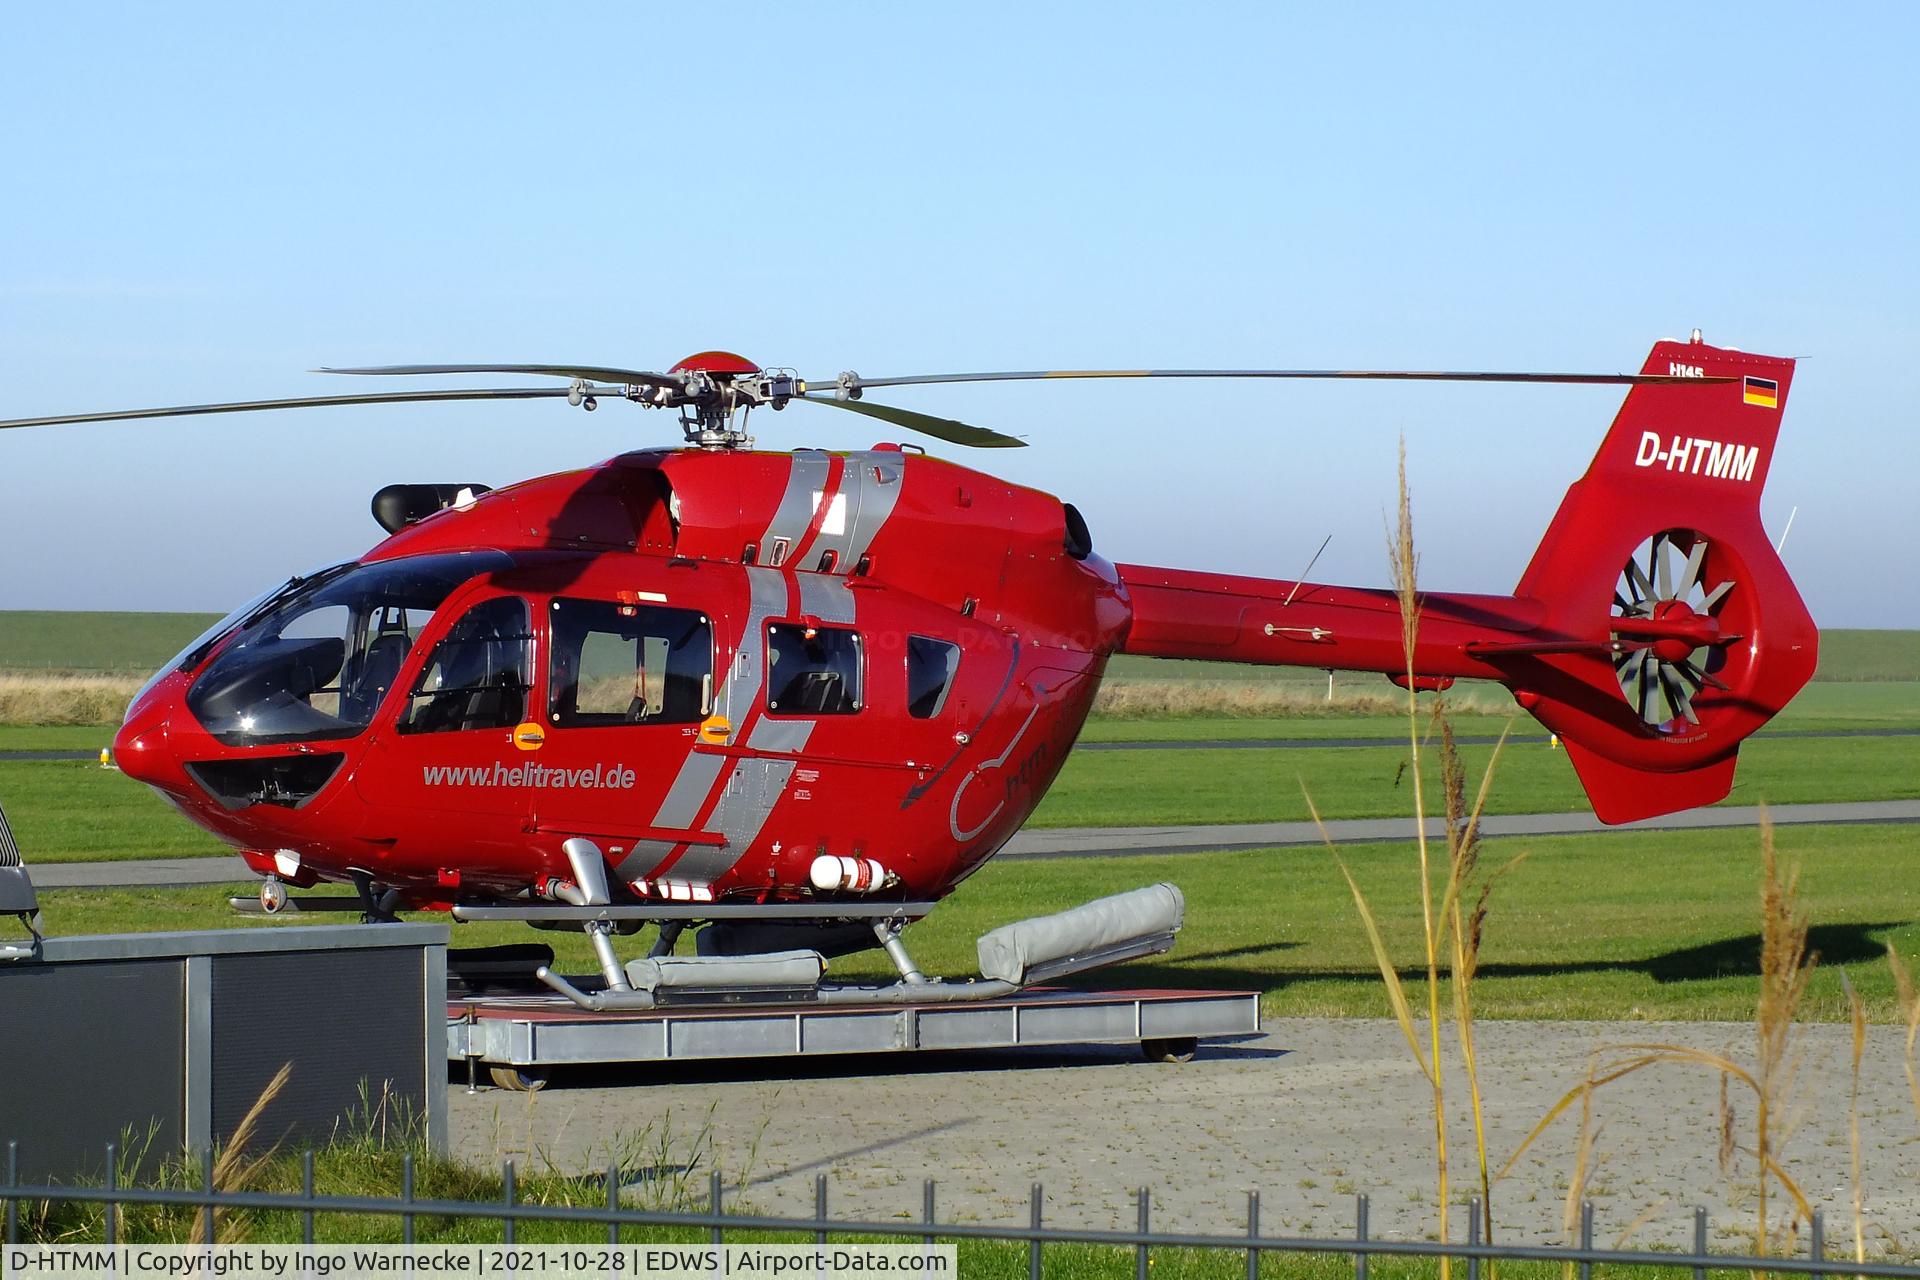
(1562, 740, 1737, 824)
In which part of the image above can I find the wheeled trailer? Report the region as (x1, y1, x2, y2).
(448, 985, 1261, 1091)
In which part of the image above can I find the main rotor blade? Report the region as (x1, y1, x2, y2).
(320, 363, 683, 388)
(0, 386, 590, 431)
(795, 395, 1025, 449)
(826, 368, 1737, 393)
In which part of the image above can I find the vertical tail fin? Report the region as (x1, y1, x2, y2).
(1499, 335, 1818, 820)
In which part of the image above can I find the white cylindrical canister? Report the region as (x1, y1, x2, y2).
(809, 854, 887, 893)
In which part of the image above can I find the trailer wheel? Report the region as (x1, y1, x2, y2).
(489, 1064, 550, 1092)
(1140, 1036, 1198, 1064)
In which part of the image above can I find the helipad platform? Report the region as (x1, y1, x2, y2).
(447, 986, 1260, 1088)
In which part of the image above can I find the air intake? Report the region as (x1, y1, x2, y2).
(371, 483, 493, 534)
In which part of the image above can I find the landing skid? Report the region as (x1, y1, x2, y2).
(458, 853, 1192, 1020)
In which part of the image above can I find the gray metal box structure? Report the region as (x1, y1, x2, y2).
(0, 924, 447, 1184)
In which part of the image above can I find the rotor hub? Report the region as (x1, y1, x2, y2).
(1609, 529, 1738, 731)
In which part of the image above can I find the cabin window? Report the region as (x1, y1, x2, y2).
(548, 598, 713, 727)
(906, 635, 961, 718)
(398, 596, 532, 734)
(766, 623, 862, 715)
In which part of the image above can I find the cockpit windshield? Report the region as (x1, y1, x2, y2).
(185, 551, 513, 746)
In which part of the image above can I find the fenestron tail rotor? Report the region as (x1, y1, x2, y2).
(0, 353, 1734, 451)
(1609, 529, 1738, 730)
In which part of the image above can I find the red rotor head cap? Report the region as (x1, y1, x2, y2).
(670, 350, 760, 377)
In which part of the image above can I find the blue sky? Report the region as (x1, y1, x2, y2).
(2, 4, 1914, 624)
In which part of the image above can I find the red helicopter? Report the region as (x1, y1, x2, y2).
(0, 334, 1816, 1007)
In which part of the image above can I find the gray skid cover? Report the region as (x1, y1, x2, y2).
(976, 883, 1185, 984)
(625, 949, 825, 992)
(0, 797, 38, 917)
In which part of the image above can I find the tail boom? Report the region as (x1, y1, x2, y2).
(1116, 567, 1544, 681)
(1113, 336, 1818, 824)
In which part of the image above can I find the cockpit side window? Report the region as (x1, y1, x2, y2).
(183, 551, 513, 747)
(398, 597, 533, 734)
(548, 599, 713, 727)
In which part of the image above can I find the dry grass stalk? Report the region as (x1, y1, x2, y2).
(1889, 944, 1920, 1129)
(0, 673, 144, 725)
(1093, 681, 1412, 720)
(1563, 1060, 1602, 1275)
(1436, 710, 1519, 1246)
(1840, 970, 1868, 1268)
(1499, 818, 1818, 1257)
(1754, 812, 1812, 1250)
(1310, 443, 1522, 1270)
(1386, 443, 1454, 1263)
(190, 1062, 293, 1244)
(1310, 793, 1430, 1074)
(1386, 440, 1453, 1266)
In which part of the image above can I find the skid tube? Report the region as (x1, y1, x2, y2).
(463, 874, 1189, 1016)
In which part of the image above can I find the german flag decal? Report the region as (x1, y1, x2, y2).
(1743, 376, 1779, 409)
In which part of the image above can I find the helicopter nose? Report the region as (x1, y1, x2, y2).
(113, 692, 175, 786)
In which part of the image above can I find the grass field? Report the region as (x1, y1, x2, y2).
(33, 821, 1920, 1024)
(0, 609, 219, 673)
(1076, 681, 1920, 742)
(0, 724, 114, 751)
(1029, 731, 1920, 827)
(5, 727, 1915, 862)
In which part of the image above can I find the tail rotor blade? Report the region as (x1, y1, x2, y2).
(1659, 664, 1699, 724)
(1678, 539, 1708, 599)
(1677, 657, 1731, 692)
(1637, 652, 1661, 722)
(1625, 557, 1654, 605)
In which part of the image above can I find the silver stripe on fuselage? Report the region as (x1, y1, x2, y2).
(652, 751, 726, 830)
(617, 565, 788, 885)
(723, 566, 790, 725)
(630, 450, 909, 888)
(676, 757, 802, 883)
(678, 562, 820, 882)
(796, 573, 855, 625)
(837, 451, 905, 568)
(763, 451, 832, 561)
(746, 717, 813, 753)
(613, 838, 681, 884)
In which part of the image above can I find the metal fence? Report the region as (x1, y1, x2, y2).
(6, 1140, 1920, 1278)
